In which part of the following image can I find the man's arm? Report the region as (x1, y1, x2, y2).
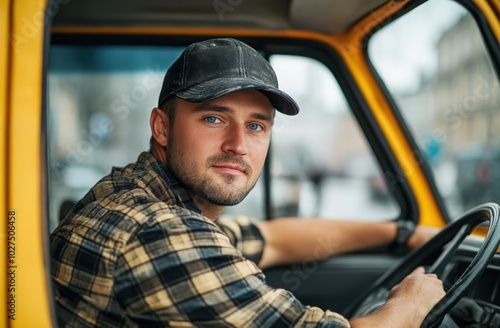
(114, 214, 443, 328)
(257, 218, 439, 269)
(116, 214, 352, 327)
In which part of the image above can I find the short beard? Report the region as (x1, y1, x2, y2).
(166, 139, 257, 206)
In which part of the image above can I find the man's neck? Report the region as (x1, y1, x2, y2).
(150, 146, 225, 221)
(150, 143, 166, 163)
(189, 193, 225, 221)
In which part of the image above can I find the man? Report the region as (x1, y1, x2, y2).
(51, 38, 445, 327)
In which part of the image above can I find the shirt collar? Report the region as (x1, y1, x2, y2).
(161, 164, 201, 214)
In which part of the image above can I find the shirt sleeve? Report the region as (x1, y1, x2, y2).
(216, 214, 265, 264)
(113, 214, 350, 327)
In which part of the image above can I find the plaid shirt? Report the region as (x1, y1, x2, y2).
(51, 152, 350, 327)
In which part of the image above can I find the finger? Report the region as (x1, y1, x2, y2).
(411, 266, 425, 275)
(426, 273, 439, 279)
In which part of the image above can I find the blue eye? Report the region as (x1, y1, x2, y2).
(205, 116, 220, 124)
(248, 123, 263, 131)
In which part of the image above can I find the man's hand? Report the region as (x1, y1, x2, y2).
(351, 266, 446, 328)
(389, 267, 446, 318)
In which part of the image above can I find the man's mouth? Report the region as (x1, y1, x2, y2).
(208, 155, 252, 176)
(212, 164, 246, 175)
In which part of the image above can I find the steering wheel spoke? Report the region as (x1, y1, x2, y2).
(428, 225, 471, 277)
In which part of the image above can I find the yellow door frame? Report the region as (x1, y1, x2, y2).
(6, 0, 54, 326)
(1, 0, 11, 325)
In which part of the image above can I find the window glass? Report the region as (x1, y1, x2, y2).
(48, 45, 400, 230)
(227, 55, 400, 221)
(47, 45, 183, 231)
(369, 0, 500, 218)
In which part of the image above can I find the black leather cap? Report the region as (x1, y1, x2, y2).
(158, 38, 299, 116)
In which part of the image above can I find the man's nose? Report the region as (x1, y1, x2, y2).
(221, 124, 248, 156)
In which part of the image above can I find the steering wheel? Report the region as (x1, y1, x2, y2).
(344, 202, 500, 328)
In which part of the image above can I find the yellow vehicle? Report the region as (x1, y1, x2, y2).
(3, 0, 500, 326)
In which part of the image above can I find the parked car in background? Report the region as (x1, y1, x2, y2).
(455, 147, 500, 209)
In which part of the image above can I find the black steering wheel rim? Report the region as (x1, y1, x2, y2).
(344, 202, 500, 328)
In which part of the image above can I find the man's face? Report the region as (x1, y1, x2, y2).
(166, 90, 274, 206)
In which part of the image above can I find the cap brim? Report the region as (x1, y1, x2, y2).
(175, 77, 299, 116)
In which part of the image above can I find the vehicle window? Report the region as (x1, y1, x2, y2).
(369, 0, 500, 218)
(47, 45, 184, 231)
(47, 45, 400, 230)
(226, 54, 400, 221)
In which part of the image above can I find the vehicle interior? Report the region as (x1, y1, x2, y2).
(3, 0, 500, 327)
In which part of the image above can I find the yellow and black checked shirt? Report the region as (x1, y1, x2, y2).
(51, 152, 350, 327)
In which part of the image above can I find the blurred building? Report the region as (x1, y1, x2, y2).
(435, 14, 500, 156)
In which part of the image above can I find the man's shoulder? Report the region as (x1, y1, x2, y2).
(52, 194, 210, 247)
(104, 153, 172, 200)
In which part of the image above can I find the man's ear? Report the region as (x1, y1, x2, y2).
(150, 107, 169, 147)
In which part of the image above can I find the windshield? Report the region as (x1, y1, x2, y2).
(369, 0, 500, 219)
